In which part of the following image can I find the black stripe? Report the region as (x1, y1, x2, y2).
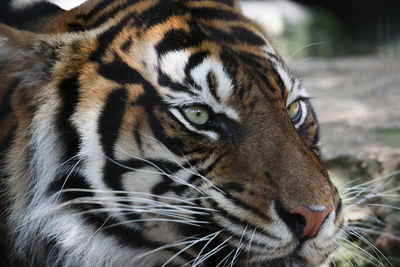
(157, 69, 193, 93)
(202, 25, 235, 44)
(133, 121, 143, 155)
(221, 182, 244, 193)
(335, 197, 343, 216)
(255, 69, 277, 93)
(207, 0, 237, 7)
(268, 65, 286, 99)
(57, 76, 81, 163)
(67, 22, 85, 31)
(0, 1, 61, 31)
(99, 55, 184, 156)
(88, 1, 137, 30)
(90, 15, 132, 61)
(206, 71, 220, 102)
(267, 52, 280, 62)
(135, 90, 185, 157)
(98, 56, 141, 84)
(237, 80, 252, 106)
(47, 171, 93, 201)
(121, 38, 133, 52)
(0, 80, 19, 123)
(98, 88, 128, 157)
(156, 28, 204, 55)
(184, 51, 209, 88)
(200, 153, 225, 177)
(76, 0, 110, 22)
(208, 199, 278, 240)
(219, 47, 239, 95)
(224, 191, 272, 222)
(185, 51, 209, 76)
(88, 214, 195, 262)
(133, 0, 184, 28)
(0, 126, 15, 153)
(97, 56, 189, 198)
(188, 7, 239, 21)
(231, 26, 266, 46)
(237, 51, 265, 70)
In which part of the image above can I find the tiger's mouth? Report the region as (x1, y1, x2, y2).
(189, 201, 345, 267)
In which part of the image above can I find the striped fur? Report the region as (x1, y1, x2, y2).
(0, 0, 344, 266)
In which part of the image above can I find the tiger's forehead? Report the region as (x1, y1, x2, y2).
(92, 0, 308, 117)
(152, 44, 307, 111)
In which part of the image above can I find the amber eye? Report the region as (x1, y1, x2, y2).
(182, 106, 210, 125)
(287, 101, 302, 122)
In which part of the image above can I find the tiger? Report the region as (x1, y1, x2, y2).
(0, 0, 345, 266)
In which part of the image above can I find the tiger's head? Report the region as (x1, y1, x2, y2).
(0, 0, 344, 266)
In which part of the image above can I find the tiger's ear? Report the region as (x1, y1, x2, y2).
(0, 23, 72, 87)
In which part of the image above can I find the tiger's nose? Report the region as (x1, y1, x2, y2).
(289, 206, 333, 238)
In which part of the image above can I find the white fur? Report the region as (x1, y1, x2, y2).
(159, 49, 190, 84)
(189, 57, 239, 121)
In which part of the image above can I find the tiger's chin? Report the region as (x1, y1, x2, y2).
(244, 249, 332, 267)
(244, 256, 322, 267)
(238, 234, 343, 267)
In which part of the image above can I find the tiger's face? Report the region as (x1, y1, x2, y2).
(0, 0, 344, 266)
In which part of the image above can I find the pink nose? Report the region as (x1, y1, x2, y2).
(289, 206, 333, 238)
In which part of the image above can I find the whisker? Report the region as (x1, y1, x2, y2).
(54, 154, 80, 171)
(189, 230, 222, 267)
(245, 227, 257, 267)
(142, 134, 226, 195)
(346, 228, 392, 267)
(229, 225, 247, 267)
(107, 152, 206, 195)
(216, 248, 235, 267)
(54, 159, 82, 204)
(347, 226, 400, 241)
(338, 242, 362, 267)
(161, 231, 223, 267)
(50, 188, 212, 204)
(191, 235, 233, 267)
(102, 217, 209, 228)
(342, 239, 381, 266)
(287, 41, 327, 61)
(130, 235, 201, 262)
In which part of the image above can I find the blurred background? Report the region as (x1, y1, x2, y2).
(47, 0, 400, 265)
(239, 2, 400, 266)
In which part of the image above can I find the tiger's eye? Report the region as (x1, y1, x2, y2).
(182, 106, 209, 125)
(287, 101, 301, 122)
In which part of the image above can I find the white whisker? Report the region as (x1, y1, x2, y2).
(191, 235, 233, 267)
(189, 230, 222, 267)
(346, 228, 392, 267)
(130, 235, 201, 262)
(142, 134, 226, 195)
(245, 227, 257, 267)
(288, 41, 327, 61)
(230, 225, 247, 267)
(54, 159, 82, 204)
(161, 231, 223, 267)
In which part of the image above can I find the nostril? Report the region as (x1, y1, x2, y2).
(275, 201, 307, 237)
(275, 201, 333, 239)
(290, 206, 333, 239)
(290, 213, 307, 237)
